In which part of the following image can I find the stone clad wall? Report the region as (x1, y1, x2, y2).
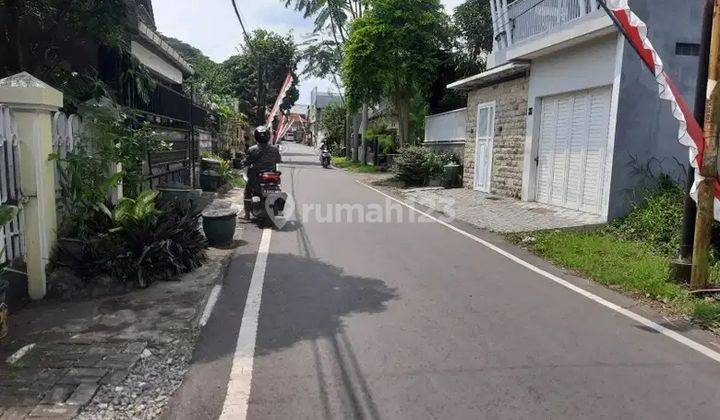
(463, 76, 529, 198)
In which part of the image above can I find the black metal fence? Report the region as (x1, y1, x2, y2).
(124, 82, 213, 189)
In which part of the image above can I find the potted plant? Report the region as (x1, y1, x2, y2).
(202, 207, 238, 247)
(200, 169, 222, 191)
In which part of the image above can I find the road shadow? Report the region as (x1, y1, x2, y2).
(256, 253, 398, 355)
(191, 253, 397, 367)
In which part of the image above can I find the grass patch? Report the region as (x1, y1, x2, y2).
(332, 157, 380, 173)
(531, 230, 683, 301)
(229, 172, 246, 188)
(511, 177, 720, 328)
(518, 229, 720, 328)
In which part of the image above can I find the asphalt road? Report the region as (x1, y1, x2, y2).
(165, 142, 720, 420)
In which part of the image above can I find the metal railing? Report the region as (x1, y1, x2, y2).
(508, 0, 596, 44)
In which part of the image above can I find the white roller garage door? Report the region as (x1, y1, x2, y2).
(536, 86, 612, 215)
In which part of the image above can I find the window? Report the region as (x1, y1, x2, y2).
(676, 43, 701, 57)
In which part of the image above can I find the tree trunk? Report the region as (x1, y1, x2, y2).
(395, 94, 410, 149)
(345, 112, 352, 159)
(360, 104, 369, 164)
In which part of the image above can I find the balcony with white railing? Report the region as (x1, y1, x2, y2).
(489, 0, 611, 64)
(509, 0, 596, 44)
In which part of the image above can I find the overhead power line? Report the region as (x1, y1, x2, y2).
(231, 0, 253, 50)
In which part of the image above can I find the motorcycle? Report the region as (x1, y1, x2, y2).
(244, 171, 288, 222)
(320, 150, 332, 168)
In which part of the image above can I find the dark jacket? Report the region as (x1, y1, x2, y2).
(243, 143, 282, 173)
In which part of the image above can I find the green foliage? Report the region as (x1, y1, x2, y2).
(222, 30, 299, 125)
(394, 147, 454, 186)
(104, 191, 160, 231)
(1, 0, 131, 80)
(101, 201, 207, 288)
(331, 157, 379, 173)
(533, 231, 683, 301)
(377, 135, 395, 155)
(692, 300, 720, 327)
(424, 151, 456, 178)
(319, 103, 347, 152)
(523, 228, 720, 327)
(53, 146, 122, 239)
(52, 103, 169, 238)
(605, 176, 684, 256)
(61, 197, 207, 289)
(394, 147, 432, 186)
(453, 0, 493, 62)
(342, 0, 446, 145)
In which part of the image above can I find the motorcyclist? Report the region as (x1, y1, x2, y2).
(242, 126, 283, 219)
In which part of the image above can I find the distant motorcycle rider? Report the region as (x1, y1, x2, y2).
(242, 126, 282, 219)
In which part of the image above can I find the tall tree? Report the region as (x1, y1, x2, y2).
(453, 0, 494, 62)
(0, 0, 130, 79)
(222, 29, 299, 126)
(342, 0, 445, 146)
(160, 35, 230, 100)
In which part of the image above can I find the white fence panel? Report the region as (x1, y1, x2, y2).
(424, 108, 467, 143)
(0, 105, 24, 263)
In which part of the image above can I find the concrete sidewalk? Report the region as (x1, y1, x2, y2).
(0, 190, 247, 419)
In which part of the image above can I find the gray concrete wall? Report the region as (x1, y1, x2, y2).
(608, 0, 705, 219)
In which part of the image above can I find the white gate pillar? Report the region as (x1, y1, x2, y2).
(0, 73, 62, 300)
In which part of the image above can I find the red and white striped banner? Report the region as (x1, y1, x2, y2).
(266, 72, 294, 144)
(600, 0, 720, 219)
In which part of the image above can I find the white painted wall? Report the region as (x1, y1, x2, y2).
(521, 34, 621, 218)
(131, 41, 184, 85)
(424, 108, 467, 142)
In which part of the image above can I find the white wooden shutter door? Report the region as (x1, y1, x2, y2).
(580, 87, 612, 213)
(550, 96, 573, 206)
(536, 87, 612, 214)
(536, 98, 557, 203)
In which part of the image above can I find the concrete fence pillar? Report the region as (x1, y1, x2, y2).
(0, 72, 62, 300)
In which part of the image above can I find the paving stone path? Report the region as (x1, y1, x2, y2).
(0, 340, 146, 419)
(402, 187, 605, 233)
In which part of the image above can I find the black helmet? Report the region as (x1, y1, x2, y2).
(254, 125, 271, 144)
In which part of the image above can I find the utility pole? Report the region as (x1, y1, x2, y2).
(691, 0, 720, 290)
(672, 0, 713, 283)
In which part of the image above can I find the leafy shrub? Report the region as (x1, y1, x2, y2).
(56, 191, 207, 288)
(605, 175, 684, 256)
(424, 151, 455, 179)
(395, 146, 431, 186)
(377, 135, 396, 155)
(104, 200, 207, 288)
(395, 147, 457, 186)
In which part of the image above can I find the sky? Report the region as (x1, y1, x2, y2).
(152, 0, 466, 104)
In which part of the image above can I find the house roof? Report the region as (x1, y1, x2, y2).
(447, 62, 530, 91)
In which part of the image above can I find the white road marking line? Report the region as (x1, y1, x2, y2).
(357, 180, 720, 365)
(220, 228, 273, 420)
(6, 343, 35, 365)
(199, 284, 223, 328)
